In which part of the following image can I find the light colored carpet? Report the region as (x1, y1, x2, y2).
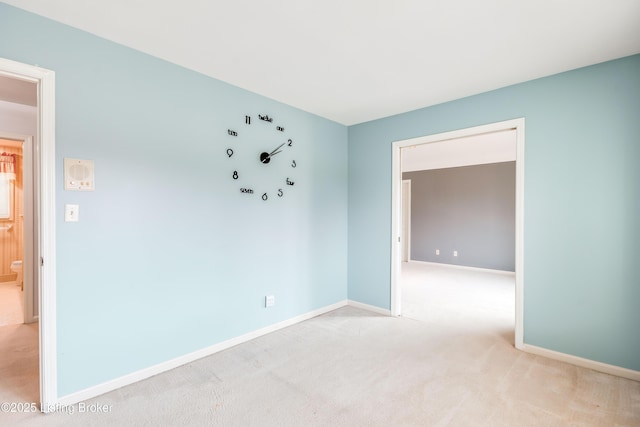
(2, 263, 639, 426)
(0, 281, 23, 326)
(401, 261, 516, 343)
(0, 322, 39, 407)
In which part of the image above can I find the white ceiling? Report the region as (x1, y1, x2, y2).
(3, 0, 640, 125)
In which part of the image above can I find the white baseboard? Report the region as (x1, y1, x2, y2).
(57, 300, 349, 408)
(347, 300, 391, 316)
(522, 344, 640, 382)
(409, 260, 515, 276)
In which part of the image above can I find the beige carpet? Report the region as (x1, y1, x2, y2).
(0, 281, 23, 326)
(2, 264, 639, 426)
(401, 261, 516, 340)
(0, 322, 39, 408)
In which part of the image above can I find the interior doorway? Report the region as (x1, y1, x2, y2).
(391, 118, 525, 349)
(0, 57, 56, 411)
(0, 134, 36, 326)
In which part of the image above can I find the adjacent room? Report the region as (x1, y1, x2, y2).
(0, 139, 25, 327)
(0, 1, 638, 425)
(400, 130, 517, 342)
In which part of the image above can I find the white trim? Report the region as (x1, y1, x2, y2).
(56, 300, 348, 407)
(22, 136, 36, 324)
(409, 260, 516, 276)
(401, 179, 411, 262)
(390, 136, 402, 316)
(391, 118, 525, 350)
(348, 299, 392, 316)
(523, 344, 640, 382)
(514, 120, 525, 350)
(0, 57, 57, 412)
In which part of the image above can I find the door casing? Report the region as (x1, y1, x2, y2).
(401, 179, 411, 262)
(0, 57, 57, 411)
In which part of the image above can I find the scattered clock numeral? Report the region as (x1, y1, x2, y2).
(277, 126, 284, 132)
(262, 193, 268, 201)
(287, 139, 293, 147)
(291, 160, 296, 168)
(278, 189, 283, 197)
(226, 149, 234, 158)
(232, 171, 239, 180)
(245, 116, 251, 124)
(240, 188, 253, 194)
(228, 129, 238, 136)
(286, 178, 295, 186)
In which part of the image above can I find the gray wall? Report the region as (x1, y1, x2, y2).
(403, 161, 515, 271)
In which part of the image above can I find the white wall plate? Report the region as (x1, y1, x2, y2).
(64, 158, 94, 191)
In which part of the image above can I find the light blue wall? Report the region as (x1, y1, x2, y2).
(348, 54, 640, 371)
(0, 4, 348, 395)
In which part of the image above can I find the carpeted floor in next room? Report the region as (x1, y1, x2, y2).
(0, 280, 23, 326)
(2, 263, 639, 426)
(0, 322, 39, 407)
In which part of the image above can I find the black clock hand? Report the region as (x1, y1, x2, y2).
(260, 142, 286, 164)
(269, 142, 286, 156)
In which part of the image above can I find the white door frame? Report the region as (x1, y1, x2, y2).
(391, 118, 525, 350)
(0, 58, 57, 411)
(401, 179, 411, 262)
(23, 135, 36, 324)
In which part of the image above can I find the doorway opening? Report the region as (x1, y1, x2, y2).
(0, 135, 37, 326)
(0, 57, 56, 411)
(391, 118, 525, 349)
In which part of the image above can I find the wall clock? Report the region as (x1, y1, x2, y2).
(225, 114, 297, 201)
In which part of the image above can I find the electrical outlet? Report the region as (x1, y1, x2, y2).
(435, 249, 440, 255)
(265, 295, 275, 308)
(453, 250, 458, 257)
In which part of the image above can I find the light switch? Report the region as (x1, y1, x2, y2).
(65, 204, 79, 222)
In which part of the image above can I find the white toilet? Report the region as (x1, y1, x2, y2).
(10, 260, 22, 289)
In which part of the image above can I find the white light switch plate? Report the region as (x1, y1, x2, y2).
(65, 204, 79, 222)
